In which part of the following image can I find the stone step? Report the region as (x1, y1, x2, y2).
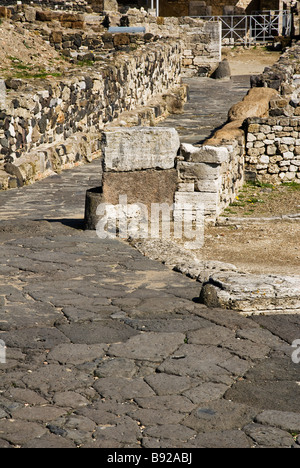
(0, 169, 17, 190)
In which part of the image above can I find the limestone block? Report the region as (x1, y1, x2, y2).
(200, 273, 300, 315)
(102, 128, 180, 172)
(174, 191, 218, 213)
(178, 161, 221, 181)
(196, 177, 222, 193)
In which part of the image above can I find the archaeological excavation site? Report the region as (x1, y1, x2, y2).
(0, 0, 300, 451)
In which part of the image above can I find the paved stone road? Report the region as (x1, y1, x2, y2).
(158, 75, 251, 144)
(0, 78, 300, 448)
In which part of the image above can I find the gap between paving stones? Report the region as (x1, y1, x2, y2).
(0, 89, 299, 448)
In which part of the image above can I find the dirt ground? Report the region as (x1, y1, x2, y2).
(183, 47, 300, 277)
(223, 45, 282, 76)
(0, 21, 70, 79)
(196, 181, 300, 277)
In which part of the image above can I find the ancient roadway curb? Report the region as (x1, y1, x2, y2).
(130, 238, 300, 316)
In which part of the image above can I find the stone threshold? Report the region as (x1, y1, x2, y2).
(0, 84, 187, 191)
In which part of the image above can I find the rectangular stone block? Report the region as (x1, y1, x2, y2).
(174, 191, 218, 212)
(181, 143, 229, 164)
(102, 169, 178, 209)
(196, 177, 222, 193)
(102, 127, 180, 172)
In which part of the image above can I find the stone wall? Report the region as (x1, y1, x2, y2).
(0, 39, 183, 187)
(125, 12, 221, 76)
(245, 116, 300, 183)
(2, 6, 221, 75)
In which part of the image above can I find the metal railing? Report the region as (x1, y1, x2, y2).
(196, 11, 292, 46)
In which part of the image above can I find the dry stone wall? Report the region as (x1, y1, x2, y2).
(176, 141, 245, 222)
(245, 116, 300, 183)
(125, 12, 221, 77)
(0, 39, 182, 187)
(246, 43, 300, 184)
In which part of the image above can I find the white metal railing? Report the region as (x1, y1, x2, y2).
(195, 11, 292, 46)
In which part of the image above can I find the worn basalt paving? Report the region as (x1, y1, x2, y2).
(0, 75, 300, 448)
(0, 160, 299, 449)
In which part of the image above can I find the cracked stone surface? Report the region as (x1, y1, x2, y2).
(0, 77, 300, 448)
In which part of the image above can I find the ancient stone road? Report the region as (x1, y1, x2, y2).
(0, 78, 300, 448)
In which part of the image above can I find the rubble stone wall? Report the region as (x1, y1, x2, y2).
(246, 43, 300, 183)
(125, 13, 221, 76)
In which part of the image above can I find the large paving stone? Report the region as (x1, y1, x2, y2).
(255, 410, 300, 433)
(142, 424, 197, 444)
(0, 420, 46, 445)
(93, 377, 156, 402)
(144, 373, 196, 396)
(191, 430, 252, 448)
(252, 314, 300, 345)
(0, 327, 69, 349)
(183, 400, 257, 433)
(22, 365, 94, 395)
(157, 344, 237, 384)
(47, 343, 108, 365)
(243, 423, 296, 448)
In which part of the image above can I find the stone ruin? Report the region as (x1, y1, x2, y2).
(0, 1, 299, 314)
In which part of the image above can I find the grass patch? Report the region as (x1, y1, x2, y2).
(77, 59, 95, 67)
(246, 197, 264, 204)
(282, 181, 300, 191)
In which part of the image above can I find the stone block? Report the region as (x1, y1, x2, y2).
(102, 128, 180, 172)
(200, 272, 300, 314)
(196, 177, 222, 193)
(174, 191, 218, 212)
(24, 7, 36, 23)
(178, 161, 221, 181)
(181, 143, 229, 164)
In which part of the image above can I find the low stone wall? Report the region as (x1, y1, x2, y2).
(0, 39, 183, 187)
(2, 5, 221, 76)
(245, 116, 300, 184)
(125, 12, 221, 77)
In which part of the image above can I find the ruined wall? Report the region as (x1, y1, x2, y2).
(175, 141, 245, 222)
(245, 116, 300, 183)
(158, 0, 264, 16)
(0, 39, 182, 187)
